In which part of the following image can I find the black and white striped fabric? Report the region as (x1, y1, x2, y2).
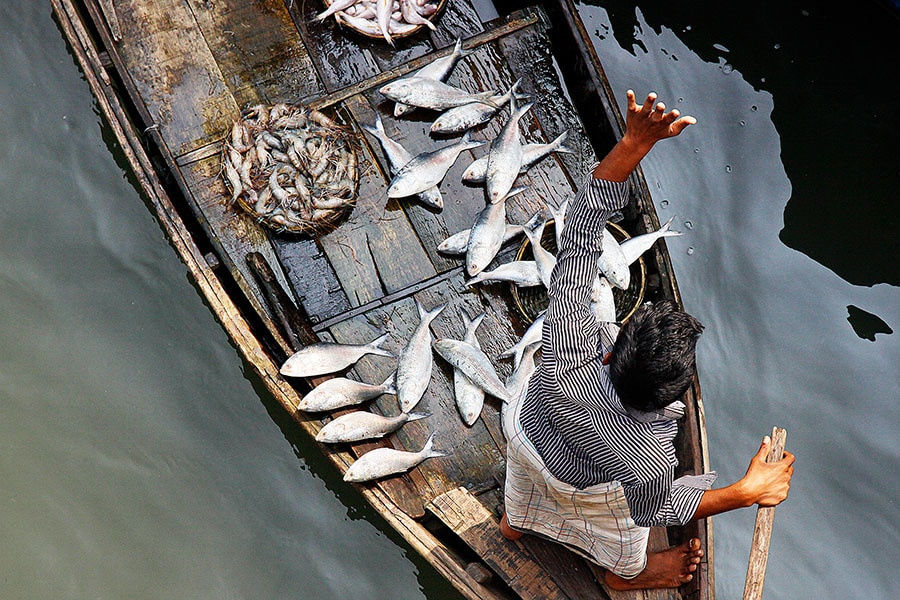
(519, 172, 715, 528)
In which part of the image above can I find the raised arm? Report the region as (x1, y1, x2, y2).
(593, 90, 697, 182)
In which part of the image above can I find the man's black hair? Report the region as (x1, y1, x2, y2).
(608, 300, 704, 413)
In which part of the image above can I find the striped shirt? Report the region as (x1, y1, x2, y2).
(519, 172, 712, 528)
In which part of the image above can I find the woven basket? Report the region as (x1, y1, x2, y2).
(512, 220, 646, 324)
(222, 103, 359, 235)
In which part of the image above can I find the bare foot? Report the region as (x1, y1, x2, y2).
(604, 538, 703, 590)
(499, 513, 523, 541)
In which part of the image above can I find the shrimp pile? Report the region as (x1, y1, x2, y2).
(221, 103, 359, 234)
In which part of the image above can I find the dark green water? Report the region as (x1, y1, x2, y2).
(1, 1, 897, 599)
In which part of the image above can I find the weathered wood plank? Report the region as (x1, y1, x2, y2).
(428, 0, 486, 47)
(185, 0, 326, 108)
(310, 100, 436, 307)
(428, 487, 569, 600)
(178, 153, 298, 344)
(270, 235, 351, 326)
(497, 18, 598, 188)
(113, 0, 239, 156)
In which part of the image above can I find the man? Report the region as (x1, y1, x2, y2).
(501, 89, 795, 590)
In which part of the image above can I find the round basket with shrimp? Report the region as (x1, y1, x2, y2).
(221, 103, 359, 235)
(512, 220, 647, 324)
(317, 0, 448, 44)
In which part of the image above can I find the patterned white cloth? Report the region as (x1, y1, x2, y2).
(505, 383, 650, 577)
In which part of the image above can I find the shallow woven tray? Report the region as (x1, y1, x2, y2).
(323, 0, 448, 42)
(512, 220, 646, 324)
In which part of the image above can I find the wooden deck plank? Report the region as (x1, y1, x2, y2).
(428, 0, 486, 47)
(428, 487, 569, 600)
(309, 100, 436, 308)
(112, 0, 238, 157)
(270, 236, 351, 326)
(177, 153, 298, 346)
(185, 0, 326, 108)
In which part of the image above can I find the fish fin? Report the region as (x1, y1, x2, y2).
(406, 412, 431, 422)
(367, 332, 395, 358)
(659, 215, 682, 235)
(416, 298, 447, 322)
(453, 37, 471, 59)
(380, 371, 397, 395)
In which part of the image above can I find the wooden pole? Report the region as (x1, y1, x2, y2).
(742, 427, 788, 600)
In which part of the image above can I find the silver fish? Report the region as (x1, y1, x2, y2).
(399, 0, 436, 31)
(464, 260, 542, 288)
(524, 219, 557, 289)
(379, 77, 497, 111)
(597, 227, 631, 290)
(430, 80, 520, 135)
(432, 338, 510, 402)
(387, 131, 484, 198)
(437, 223, 524, 255)
(280, 332, 394, 378)
(343, 432, 447, 482)
(315, 0, 356, 21)
(362, 114, 443, 210)
(335, 12, 418, 39)
(297, 372, 396, 412)
(465, 200, 507, 276)
(548, 197, 569, 251)
(395, 38, 470, 117)
(376, 0, 394, 46)
(315, 410, 429, 444)
(461, 130, 574, 184)
(590, 275, 617, 324)
(486, 98, 534, 203)
(502, 341, 540, 441)
(619, 215, 682, 265)
(396, 299, 445, 412)
(453, 312, 486, 426)
(498, 313, 544, 369)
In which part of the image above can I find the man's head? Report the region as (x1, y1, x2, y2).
(608, 300, 704, 413)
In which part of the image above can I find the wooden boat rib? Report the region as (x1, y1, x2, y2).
(51, 0, 713, 598)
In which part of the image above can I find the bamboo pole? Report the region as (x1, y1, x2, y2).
(743, 427, 788, 600)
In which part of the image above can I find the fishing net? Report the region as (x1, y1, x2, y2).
(221, 103, 359, 235)
(512, 220, 646, 324)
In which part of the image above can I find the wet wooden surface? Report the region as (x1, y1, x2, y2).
(73, 0, 711, 598)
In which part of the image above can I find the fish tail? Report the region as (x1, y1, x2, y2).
(453, 37, 472, 59)
(417, 298, 447, 323)
(463, 310, 486, 335)
(406, 412, 431, 422)
(421, 432, 448, 458)
(659, 215, 682, 235)
(459, 130, 486, 151)
(380, 371, 397, 395)
(367, 332, 395, 358)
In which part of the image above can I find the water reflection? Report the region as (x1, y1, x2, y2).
(587, 0, 900, 287)
(578, 2, 899, 598)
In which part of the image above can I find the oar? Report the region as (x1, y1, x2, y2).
(742, 427, 788, 600)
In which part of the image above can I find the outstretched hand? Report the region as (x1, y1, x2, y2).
(592, 89, 696, 181)
(622, 89, 697, 153)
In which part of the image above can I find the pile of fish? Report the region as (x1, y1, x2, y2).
(272, 43, 689, 485)
(314, 0, 443, 47)
(278, 298, 527, 482)
(221, 103, 359, 234)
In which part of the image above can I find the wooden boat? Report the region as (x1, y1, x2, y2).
(51, 0, 713, 598)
